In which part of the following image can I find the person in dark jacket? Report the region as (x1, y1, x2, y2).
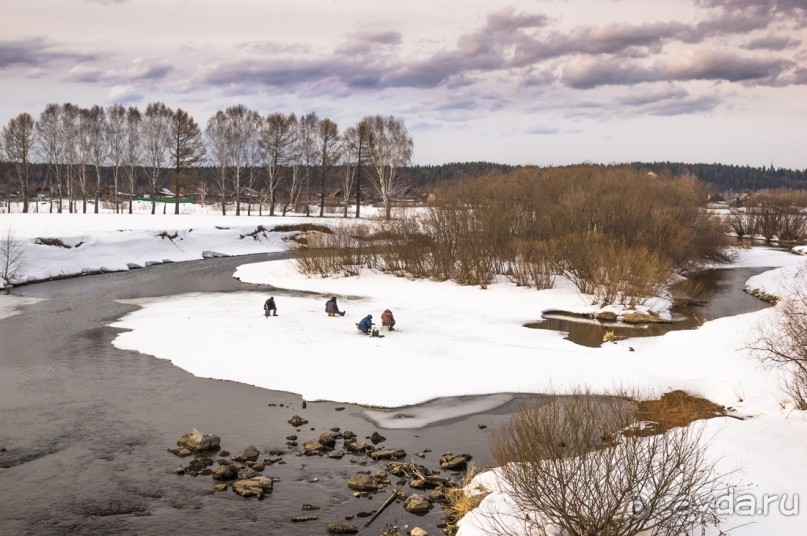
(381, 309, 396, 331)
(325, 297, 345, 317)
(358, 314, 373, 334)
(264, 297, 277, 317)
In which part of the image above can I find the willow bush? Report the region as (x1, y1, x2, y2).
(295, 165, 732, 305)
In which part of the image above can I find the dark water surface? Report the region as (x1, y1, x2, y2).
(526, 267, 772, 347)
(0, 254, 528, 535)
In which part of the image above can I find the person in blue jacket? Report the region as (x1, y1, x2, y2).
(358, 314, 373, 334)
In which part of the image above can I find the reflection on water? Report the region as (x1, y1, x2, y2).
(526, 267, 773, 347)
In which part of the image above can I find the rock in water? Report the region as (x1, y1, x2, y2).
(232, 445, 260, 462)
(177, 428, 221, 452)
(347, 475, 379, 492)
(288, 415, 308, 427)
(327, 523, 359, 534)
(232, 476, 274, 499)
(403, 494, 432, 515)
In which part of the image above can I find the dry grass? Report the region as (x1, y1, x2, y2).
(441, 463, 488, 525)
(634, 390, 726, 433)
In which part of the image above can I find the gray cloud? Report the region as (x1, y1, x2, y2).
(66, 57, 174, 84)
(335, 30, 402, 56)
(744, 34, 801, 50)
(0, 37, 100, 69)
(204, 3, 805, 98)
(562, 52, 794, 89)
(696, 0, 807, 17)
(618, 88, 722, 116)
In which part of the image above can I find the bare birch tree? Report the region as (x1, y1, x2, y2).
(61, 103, 80, 213)
(107, 104, 126, 214)
(84, 105, 108, 214)
(76, 108, 94, 213)
(142, 102, 173, 214)
(168, 108, 206, 215)
(317, 117, 341, 217)
(364, 114, 413, 220)
(2, 113, 36, 213)
(283, 120, 304, 216)
(205, 111, 230, 215)
(122, 106, 142, 214)
(339, 128, 359, 218)
(240, 109, 262, 215)
(349, 119, 371, 218)
(260, 112, 296, 216)
(224, 104, 252, 216)
(36, 103, 64, 213)
(298, 112, 319, 216)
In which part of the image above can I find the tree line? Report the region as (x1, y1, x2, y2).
(0, 104, 414, 219)
(630, 162, 807, 193)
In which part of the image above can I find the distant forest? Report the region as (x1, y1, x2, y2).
(1, 160, 805, 198)
(628, 162, 807, 193)
(409, 161, 807, 194)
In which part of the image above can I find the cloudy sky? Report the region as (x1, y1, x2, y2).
(2, 0, 806, 167)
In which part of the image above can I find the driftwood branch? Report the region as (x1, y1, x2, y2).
(364, 487, 401, 528)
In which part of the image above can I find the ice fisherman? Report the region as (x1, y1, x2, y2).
(325, 297, 345, 317)
(358, 314, 373, 334)
(381, 309, 396, 331)
(264, 297, 277, 317)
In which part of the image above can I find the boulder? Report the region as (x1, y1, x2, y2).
(211, 464, 238, 481)
(369, 448, 406, 461)
(186, 456, 214, 474)
(370, 432, 387, 445)
(232, 445, 260, 462)
(347, 475, 379, 492)
(238, 467, 260, 480)
(411, 528, 429, 536)
(439, 453, 472, 471)
(232, 476, 274, 499)
(303, 439, 330, 456)
(288, 415, 308, 427)
(403, 494, 432, 515)
(319, 432, 340, 448)
(177, 428, 221, 452)
(344, 440, 368, 454)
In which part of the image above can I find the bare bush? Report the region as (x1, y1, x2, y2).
(1, 227, 25, 287)
(736, 190, 807, 243)
(750, 263, 807, 409)
(294, 222, 372, 277)
(488, 389, 729, 536)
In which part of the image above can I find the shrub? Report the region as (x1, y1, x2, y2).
(488, 388, 729, 536)
(751, 263, 807, 409)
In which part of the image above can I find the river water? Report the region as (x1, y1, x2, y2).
(0, 253, 529, 536)
(526, 267, 771, 347)
(0, 256, 772, 535)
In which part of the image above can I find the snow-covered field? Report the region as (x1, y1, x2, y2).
(2, 208, 807, 535)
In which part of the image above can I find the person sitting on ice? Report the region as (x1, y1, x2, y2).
(264, 297, 277, 317)
(381, 309, 396, 331)
(325, 296, 345, 317)
(358, 314, 373, 334)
